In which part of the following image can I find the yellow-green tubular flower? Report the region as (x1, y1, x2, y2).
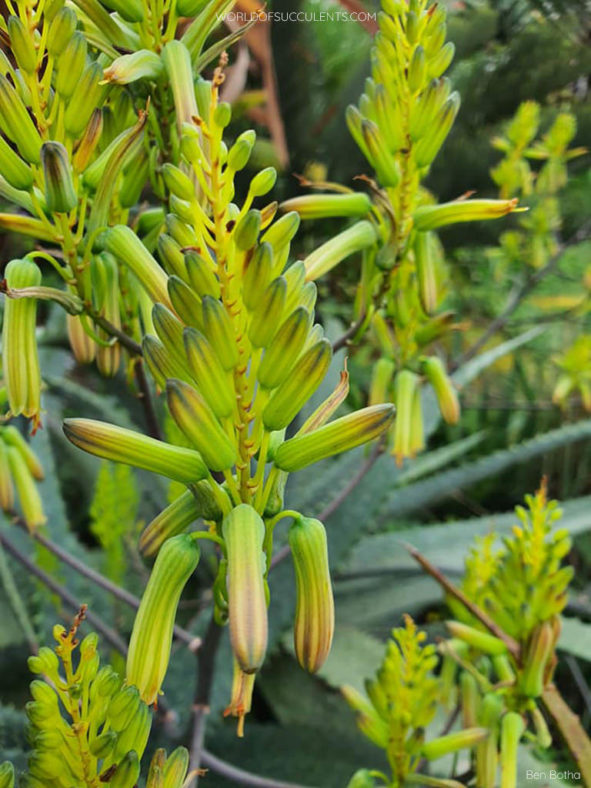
(476, 693, 503, 788)
(167, 277, 204, 331)
(101, 0, 144, 22)
(201, 295, 239, 370)
(428, 41, 455, 80)
(281, 192, 372, 220)
(2, 259, 42, 425)
(0, 137, 33, 191)
(392, 370, 418, 465)
(248, 277, 287, 348)
(0, 76, 42, 164)
(2, 425, 44, 480)
(110, 751, 141, 788)
(94, 253, 121, 378)
(409, 78, 451, 142)
(166, 379, 237, 471)
(67, 314, 96, 364)
(275, 404, 395, 471)
(520, 621, 555, 698)
(409, 384, 424, 456)
(369, 357, 395, 406)
(446, 621, 508, 656)
(184, 328, 235, 418)
(63, 418, 208, 483)
(0, 761, 14, 788)
(7, 17, 36, 74)
(147, 749, 166, 785)
(107, 686, 142, 731)
(258, 307, 311, 390)
(73, 109, 103, 173)
(460, 670, 480, 729)
(414, 198, 519, 231)
(153, 304, 196, 376)
(249, 167, 277, 198)
(304, 221, 377, 281)
(234, 210, 262, 251)
(162, 746, 190, 787)
(104, 226, 172, 309)
(342, 685, 389, 748)
(143, 334, 192, 388)
(288, 516, 334, 672)
(127, 534, 200, 704)
(414, 231, 439, 314)
(103, 50, 163, 85)
(421, 728, 489, 760)
(139, 487, 212, 557)
(243, 243, 273, 311)
(186, 253, 221, 300)
(55, 32, 87, 99)
(64, 62, 105, 139)
(500, 712, 525, 788)
(161, 164, 194, 204)
(158, 234, 187, 279)
(223, 505, 268, 673)
(362, 120, 401, 187)
(114, 701, 151, 760)
(414, 92, 460, 168)
(47, 7, 77, 57)
(162, 41, 198, 130)
(0, 441, 15, 511)
(263, 339, 332, 431)
(422, 356, 460, 425)
(226, 130, 256, 172)
(262, 210, 301, 253)
(7, 446, 46, 530)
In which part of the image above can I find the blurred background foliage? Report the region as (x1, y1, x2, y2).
(1, 0, 591, 785)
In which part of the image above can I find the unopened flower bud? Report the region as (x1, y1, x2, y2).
(258, 307, 312, 390)
(0, 135, 33, 191)
(0, 75, 42, 163)
(263, 339, 332, 431)
(281, 192, 372, 220)
(234, 209, 262, 251)
(8, 17, 36, 74)
(127, 535, 200, 704)
(422, 356, 459, 425)
(185, 252, 221, 299)
(500, 712, 525, 788)
(421, 727, 489, 760)
(304, 221, 377, 281)
(288, 516, 334, 672)
(243, 243, 273, 311)
(413, 198, 519, 231)
(101, 0, 143, 22)
(446, 622, 508, 656)
(103, 50, 162, 86)
(109, 750, 140, 788)
(223, 505, 268, 673)
(201, 295, 239, 370)
(249, 167, 277, 197)
(55, 32, 87, 99)
(47, 7, 77, 57)
(275, 404, 394, 471)
(104, 225, 172, 309)
(166, 379, 237, 471)
(63, 418, 208, 483)
(248, 277, 287, 348)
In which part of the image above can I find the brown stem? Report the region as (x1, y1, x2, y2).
(200, 750, 315, 788)
(189, 613, 224, 784)
(92, 313, 143, 356)
(0, 531, 128, 654)
(133, 358, 163, 441)
(405, 545, 521, 659)
(542, 684, 591, 786)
